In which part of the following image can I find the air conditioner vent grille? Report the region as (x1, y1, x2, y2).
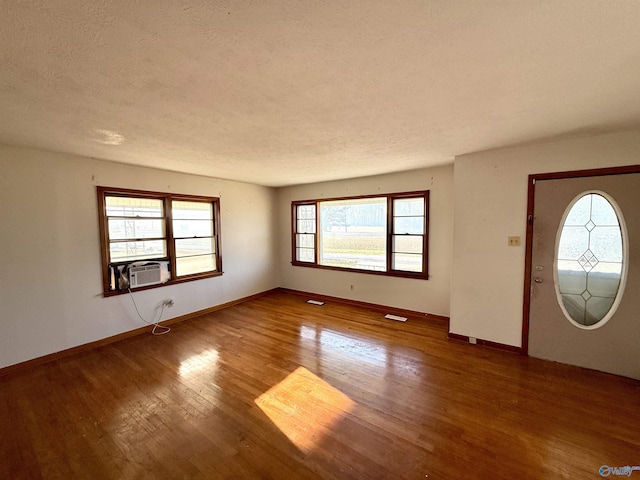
(129, 264, 162, 288)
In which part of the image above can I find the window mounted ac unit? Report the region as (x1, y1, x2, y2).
(129, 264, 163, 288)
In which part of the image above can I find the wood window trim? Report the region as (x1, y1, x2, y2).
(97, 186, 223, 297)
(291, 190, 429, 280)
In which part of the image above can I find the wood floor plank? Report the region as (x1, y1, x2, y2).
(1, 290, 639, 479)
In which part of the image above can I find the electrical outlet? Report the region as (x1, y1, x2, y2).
(469, 337, 477, 345)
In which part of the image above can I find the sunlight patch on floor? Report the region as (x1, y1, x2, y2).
(178, 348, 219, 378)
(255, 366, 355, 453)
(300, 325, 388, 366)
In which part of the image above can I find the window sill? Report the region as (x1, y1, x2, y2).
(291, 261, 428, 280)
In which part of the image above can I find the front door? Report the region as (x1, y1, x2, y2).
(527, 171, 640, 380)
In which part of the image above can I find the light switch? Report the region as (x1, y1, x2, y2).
(508, 236, 521, 247)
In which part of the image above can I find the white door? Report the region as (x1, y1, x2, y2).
(527, 172, 640, 380)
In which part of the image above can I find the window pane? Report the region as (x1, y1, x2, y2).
(319, 198, 386, 271)
(393, 198, 424, 216)
(392, 253, 423, 272)
(175, 234, 216, 276)
(100, 188, 223, 293)
(590, 194, 619, 225)
(172, 201, 213, 220)
(175, 238, 215, 258)
(392, 235, 423, 254)
(296, 205, 316, 235)
(297, 204, 316, 220)
(585, 296, 616, 326)
(108, 218, 165, 240)
(110, 240, 166, 261)
(560, 293, 587, 325)
(291, 192, 428, 279)
(556, 192, 624, 327)
(296, 248, 315, 263)
(587, 262, 622, 297)
(393, 217, 424, 235)
(106, 196, 163, 217)
(557, 260, 587, 295)
(589, 226, 622, 262)
(563, 195, 591, 226)
(176, 255, 216, 276)
(297, 234, 315, 248)
(557, 226, 589, 260)
(297, 219, 316, 233)
(173, 219, 214, 238)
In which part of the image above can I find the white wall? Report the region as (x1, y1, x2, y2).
(5, 130, 638, 369)
(0, 145, 278, 369)
(450, 130, 640, 347)
(278, 165, 454, 317)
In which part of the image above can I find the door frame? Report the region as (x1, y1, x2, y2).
(521, 164, 640, 355)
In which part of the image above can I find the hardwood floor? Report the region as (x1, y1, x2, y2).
(1, 290, 639, 479)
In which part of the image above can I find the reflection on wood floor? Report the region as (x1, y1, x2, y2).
(1, 290, 639, 479)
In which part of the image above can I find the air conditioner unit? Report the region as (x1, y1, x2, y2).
(129, 264, 163, 288)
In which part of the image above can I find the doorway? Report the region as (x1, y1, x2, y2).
(523, 165, 640, 380)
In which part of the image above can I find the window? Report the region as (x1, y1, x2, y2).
(555, 191, 626, 328)
(291, 191, 429, 279)
(172, 200, 217, 276)
(97, 187, 222, 295)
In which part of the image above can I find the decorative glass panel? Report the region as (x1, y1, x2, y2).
(590, 195, 619, 225)
(556, 260, 587, 295)
(585, 296, 616, 325)
(557, 226, 589, 259)
(563, 195, 591, 226)
(556, 193, 625, 328)
(589, 227, 622, 262)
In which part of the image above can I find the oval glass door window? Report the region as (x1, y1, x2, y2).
(555, 192, 627, 329)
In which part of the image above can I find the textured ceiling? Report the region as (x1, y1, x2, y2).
(2, 1, 640, 187)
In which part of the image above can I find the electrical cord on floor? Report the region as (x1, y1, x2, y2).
(127, 288, 171, 336)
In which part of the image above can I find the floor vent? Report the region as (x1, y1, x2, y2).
(306, 300, 325, 306)
(384, 314, 407, 322)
